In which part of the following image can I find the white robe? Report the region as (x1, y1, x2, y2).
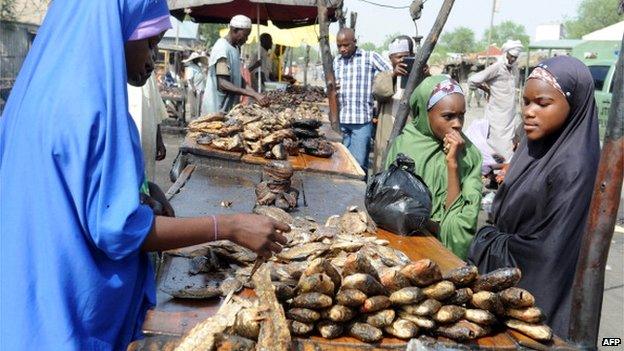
(128, 75, 168, 182)
(468, 59, 519, 161)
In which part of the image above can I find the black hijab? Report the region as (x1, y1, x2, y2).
(468, 56, 600, 340)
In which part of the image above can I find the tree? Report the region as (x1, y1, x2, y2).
(564, 0, 623, 38)
(199, 23, 228, 47)
(439, 26, 477, 53)
(482, 21, 530, 48)
(359, 42, 379, 53)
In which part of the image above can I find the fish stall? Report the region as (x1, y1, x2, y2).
(128, 160, 576, 350)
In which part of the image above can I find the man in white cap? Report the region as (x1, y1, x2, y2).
(469, 39, 523, 162)
(183, 52, 207, 121)
(201, 14, 269, 114)
(371, 35, 418, 173)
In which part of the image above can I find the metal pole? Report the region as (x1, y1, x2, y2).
(485, 0, 495, 67)
(303, 45, 310, 86)
(569, 34, 624, 350)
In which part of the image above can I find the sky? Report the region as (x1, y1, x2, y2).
(329, 0, 581, 45)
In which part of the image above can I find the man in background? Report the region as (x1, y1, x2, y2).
(201, 15, 269, 114)
(468, 39, 523, 162)
(333, 28, 391, 176)
(249, 33, 273, 90)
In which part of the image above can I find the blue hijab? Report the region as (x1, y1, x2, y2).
(1, 1, 169, 349)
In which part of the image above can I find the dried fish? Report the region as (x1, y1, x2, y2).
(470, 291, 505, 315)
(389, 287, 425, 306)
(302, 258, 342, 291)
(287, 308, 321, 323)
(504, 319, 552, 342)
(472, 267, 522, 292)
(499, 287, 536, 308)
(161, 283, 221, 300)
(366, 309, 396, 328)
(211, 134, 244, 151)
(214, 333, 256, 351)
(339, 212, 369, 236)
(291, 292, 333, 309)
(402, 299, 442, 317)
(384, 319, 419, 339)
(348, 322, 383, 343)
(443, 265, 479, 288)
(400, 259, 442, 286)
(234, 308, 263, 340)
(328, 305, 357, 322)
(422, 280, 456, 301)
(276, 242, 329, 261)
(398, 312, 436, 330)
(361, 296, 391, 314)
(505, 307, 545, 323)
(342, 252, 381, 281)
(445, 287, 474, 306)
(317, 321, 344, 339)
(335, 289, 367, 307)
(301, 138, 334, 158)
(289, 320, 314, 336)
(274, 283, 296, 301)
(220, 277, 244, 296)
(380, 267, 412, 293)
(433, 305, 465, 324)
(342, 273, 387, 296)
(437, 320, 490, 341)
(464, 309, 497, 326)
(296, 273, 334, 296)
(253, 206, 293, 225)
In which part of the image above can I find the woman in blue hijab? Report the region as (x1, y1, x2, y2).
(0, 1, 288, 350)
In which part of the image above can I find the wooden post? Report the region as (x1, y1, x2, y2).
(569, 35, 624, 350)
(317, 0, 340, 132)
(384, 0, 456, 161)
(303, 45, 311, 86)
(336, 0, 346, 29)
(350, 12, 358, 30)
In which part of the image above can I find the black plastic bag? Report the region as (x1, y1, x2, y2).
(365, 153, 432, 235)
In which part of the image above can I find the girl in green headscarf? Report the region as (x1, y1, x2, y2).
(385, 75, 482, 259)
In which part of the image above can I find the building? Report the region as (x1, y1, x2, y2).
(535, 23, 564, 42)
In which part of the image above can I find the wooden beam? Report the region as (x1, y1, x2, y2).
(569, 34, 624, 349)
(317, 0, 340, 132)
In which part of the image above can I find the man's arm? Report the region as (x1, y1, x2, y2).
(468, 64, 497, 97)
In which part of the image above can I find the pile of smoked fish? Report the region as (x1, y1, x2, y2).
(187, 94, 332, 160)
(164, 206, 553, 347)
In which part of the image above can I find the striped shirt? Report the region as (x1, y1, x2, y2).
(334, 49, 391, 124)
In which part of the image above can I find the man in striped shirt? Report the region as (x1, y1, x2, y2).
(334, 28, 392, 175)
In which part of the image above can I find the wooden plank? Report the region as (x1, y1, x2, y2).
(240, 153, 307, 171)
(301, 142, 365, 180)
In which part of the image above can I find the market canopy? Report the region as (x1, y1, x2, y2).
(219, 20, 335, 47)
(167, 0, 337, 28)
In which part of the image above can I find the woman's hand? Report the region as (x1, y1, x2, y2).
(443, 130, 465, 165)
(222, 214, 290, 258)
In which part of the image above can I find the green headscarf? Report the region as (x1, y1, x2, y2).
(385, 75, 482, 259)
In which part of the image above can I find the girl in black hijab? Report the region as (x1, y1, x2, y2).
(468, 56, 600, 340)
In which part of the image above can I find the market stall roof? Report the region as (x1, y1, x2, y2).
(218, 20, 335, 47)
(528, 39, 584, 50)
(167, 0, 337, 28)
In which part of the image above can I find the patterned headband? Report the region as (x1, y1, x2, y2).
(528, 66, 567, 98)
(427, 78, 464, 110)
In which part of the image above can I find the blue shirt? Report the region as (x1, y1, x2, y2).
(333, 49, 391, 124)
(0, 1, 168, 349)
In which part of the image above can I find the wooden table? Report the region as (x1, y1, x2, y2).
(138, 230, 575, 350)
(180, 136, 364, 180)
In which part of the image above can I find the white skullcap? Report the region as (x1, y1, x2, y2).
(230, 15, 252, 29)
(388, 38, 412, 55)
(502, 39, 523, 56)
